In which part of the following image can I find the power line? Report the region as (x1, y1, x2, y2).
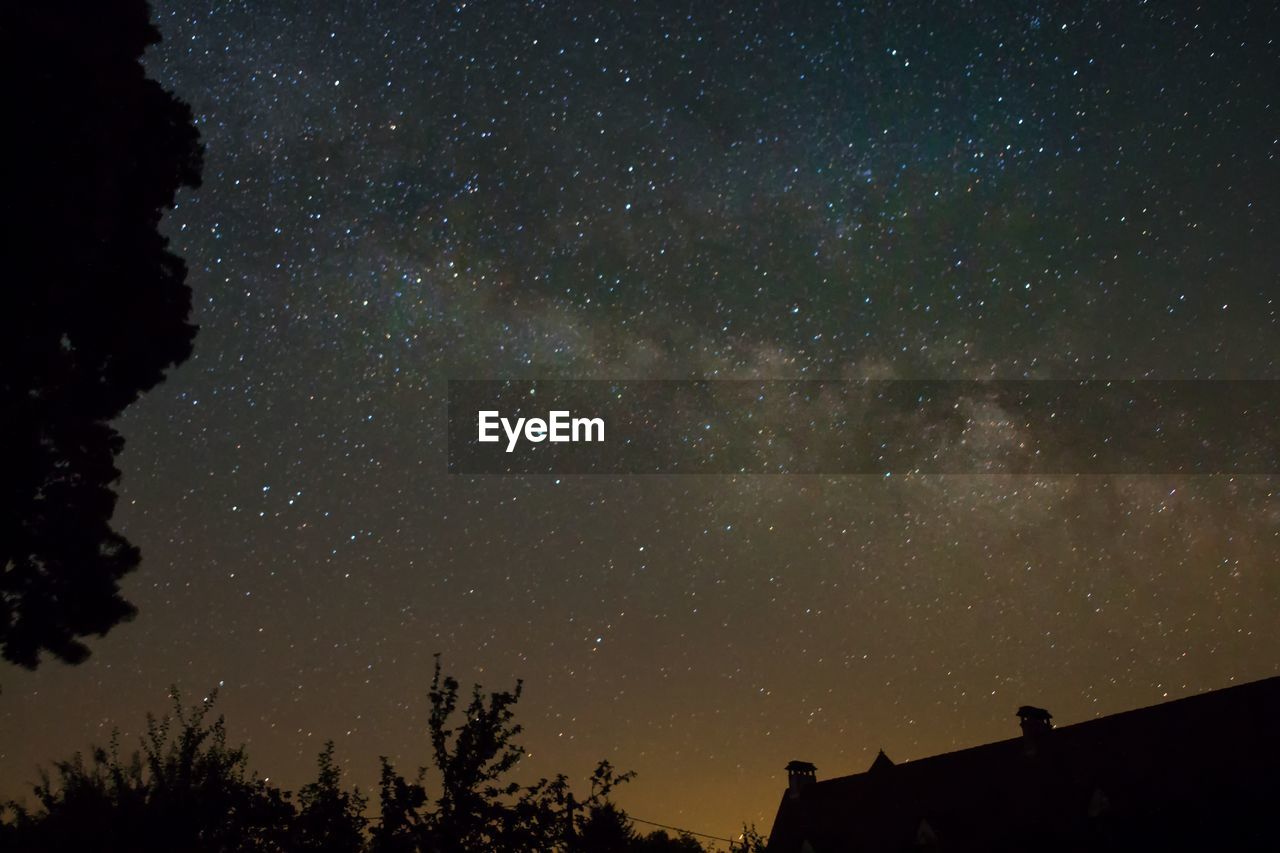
(627, 815, 739, 845)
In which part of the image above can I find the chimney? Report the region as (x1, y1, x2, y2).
(785, 760, 817, 798)
(1017, 705, 1053, 755)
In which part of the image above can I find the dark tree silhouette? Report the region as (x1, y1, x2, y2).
(729, 825, 769, 853)
(295, 743, 369, 853)
(371, 656, 637, 853)
(0, 690, 295, 852)
(2, 1, 202, 668)
(631, 831, 706, 853)
(575, 802, 639, 851)
(3, 660, 755, 851)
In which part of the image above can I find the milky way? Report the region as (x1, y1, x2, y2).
(3, 1, 1277, 838)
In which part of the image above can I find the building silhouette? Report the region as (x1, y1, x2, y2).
(767, 676, 1278, 852)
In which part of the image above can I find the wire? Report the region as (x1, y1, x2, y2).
(627, 815, 740, 845)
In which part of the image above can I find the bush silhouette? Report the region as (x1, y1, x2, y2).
(2, 658, 754, 852)
(2, 689, 291, 852)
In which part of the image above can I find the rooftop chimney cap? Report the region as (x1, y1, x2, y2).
(786, 760, 817, 798)
(1017, 705, 1054, 752)
(1017, 705, 1053, 722)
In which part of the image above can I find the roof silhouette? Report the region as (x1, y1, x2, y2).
(867, 750, 895, 774)
(768, 675, 1280, 852)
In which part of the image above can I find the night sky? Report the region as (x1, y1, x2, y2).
(3, 0, 1278, 841)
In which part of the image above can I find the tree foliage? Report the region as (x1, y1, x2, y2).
(2, 690, 291, 852)
(296, 743, 370, 853)
(370, 656, 637, 852)
(0, 659, 757, 852)
(2, 0, 203, 669)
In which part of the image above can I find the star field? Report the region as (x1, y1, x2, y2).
(2, 0, 1277, 839)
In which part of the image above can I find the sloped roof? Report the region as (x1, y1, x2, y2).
(867, 750, 894, 774)
(767, 675, 1280, 852)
